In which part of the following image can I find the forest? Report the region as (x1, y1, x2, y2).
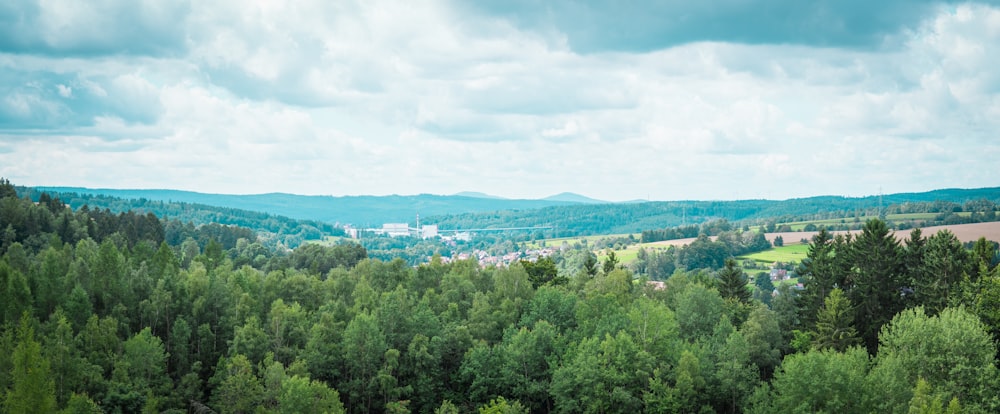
(17, 187, 344, 249)
(34, 186, 1000, 240)
(425, 189, 1000, 237)
(3, 177, 1000, 413)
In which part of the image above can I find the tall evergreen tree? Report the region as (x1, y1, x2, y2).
(4, 314, 57, 414)
(717, 258, 751, 303)
(919, 230, 970, 314)
(848, 219, 904, 353)
(811, 288, 859, 352)
(970, 237, 996, 279)
(902, 228, 927, 307)
(602, 251, 620, 275)
(796, 229, 840, 329)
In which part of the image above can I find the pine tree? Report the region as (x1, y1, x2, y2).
(602, 251, 619, 275)
(811, 288, 859, 352)
(848, 219, 903, 353)
(917, 230, 970, 314)
(4, 314, 57, 414)
(717, 258, 750, 303)
(796, 229, 839, 329)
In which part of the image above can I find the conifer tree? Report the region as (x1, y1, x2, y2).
(811, 288, 859, 352)
(849, 219, 903, 353)
(5, 314, 56, 414)
(717, 258, 750, 303)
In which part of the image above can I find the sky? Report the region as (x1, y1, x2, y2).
(1, 0, 999, 202)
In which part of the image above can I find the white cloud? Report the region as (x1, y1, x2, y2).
(1, 1, 998, 202)
(542, 120, 580, 138)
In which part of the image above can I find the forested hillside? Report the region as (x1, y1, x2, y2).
(3, 177, 1000, 413)
(425, 188, 1000, 236)
(18, 187, 344, 249)
(35, 187, 583, 226)
(36, 186, 1000, 237)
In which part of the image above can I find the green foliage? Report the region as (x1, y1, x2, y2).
(758, 347, 872, 413)
(916, 230, 969, 313)
(675, 283, 724, 342)
(5, 314, 57, 414)
(795, 228, 843, 331)
(677, 234, 728, 270)
(477, 396, 528, 414)
(811, 288, 860, 352)
(211, 354, 263, 414)
(908, 377, 961, 414)
(849, 219, 905, 353)
(715, 330, 758, 413)
(3, 178, 1000, 414)
(717, 258, 751, 303)
(521, 257, 566, 288)
(550, 332, 653, 413)
(434, 400, 460, 414)
(741, 305, 783, 379)
(341, 311, 387, 413)
(873, 307, 999, 412)
(60, 393, 101, 414)
(601, 250, 620, 275)
(279, 375, 346, 414)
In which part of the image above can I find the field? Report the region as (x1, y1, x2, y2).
(588, 221, 1000, 265)
(596, 248, 639, 264)
(771, 212, 971, 231)
(738, 244, 810, 265)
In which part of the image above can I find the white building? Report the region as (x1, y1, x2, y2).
(382, 223, 410, 237)
(345, 226, 359, 239)
(421, 224, 439, 239)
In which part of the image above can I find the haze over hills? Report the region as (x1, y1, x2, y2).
(36, 187, 589, 226)
(454, 191, 610, 204)
(452, 191, 508, 200)
(541, 192, 609, 204)
(33, 186, 1000, 237)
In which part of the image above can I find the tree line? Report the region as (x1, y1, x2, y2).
(18, 186, 343, 249)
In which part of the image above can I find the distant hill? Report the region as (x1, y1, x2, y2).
(19, 187, 343, 248)
(35, 187, 587, 226)
(34, 186, 1000, 236)
(542, 192, 608, 204)
(453, 191, 508, 200)
(424, 187, 1000, 236)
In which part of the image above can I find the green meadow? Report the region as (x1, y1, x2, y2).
(739, 244, 810, 265)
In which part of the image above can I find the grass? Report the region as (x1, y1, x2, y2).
(739, 244, 811, 265)
(597, 247, 639, 264)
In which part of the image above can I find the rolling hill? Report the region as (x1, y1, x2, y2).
(33, 186, 1000, 237)
(35, 187, 588, 226)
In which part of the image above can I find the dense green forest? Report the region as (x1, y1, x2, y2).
(3, 178, 1000, 413)
(17, 187, 344, 249)
(34, 187, 583, 227)
(35, 186, 1000, 238)
(426, 188, 1000, 237)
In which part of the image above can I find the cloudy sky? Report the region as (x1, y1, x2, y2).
(1, 0, 998, 201)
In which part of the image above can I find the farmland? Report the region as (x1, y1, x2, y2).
(739, 244, 810, 265)
(591, 221, 1000, 266)
(765, 212, 973, 231)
